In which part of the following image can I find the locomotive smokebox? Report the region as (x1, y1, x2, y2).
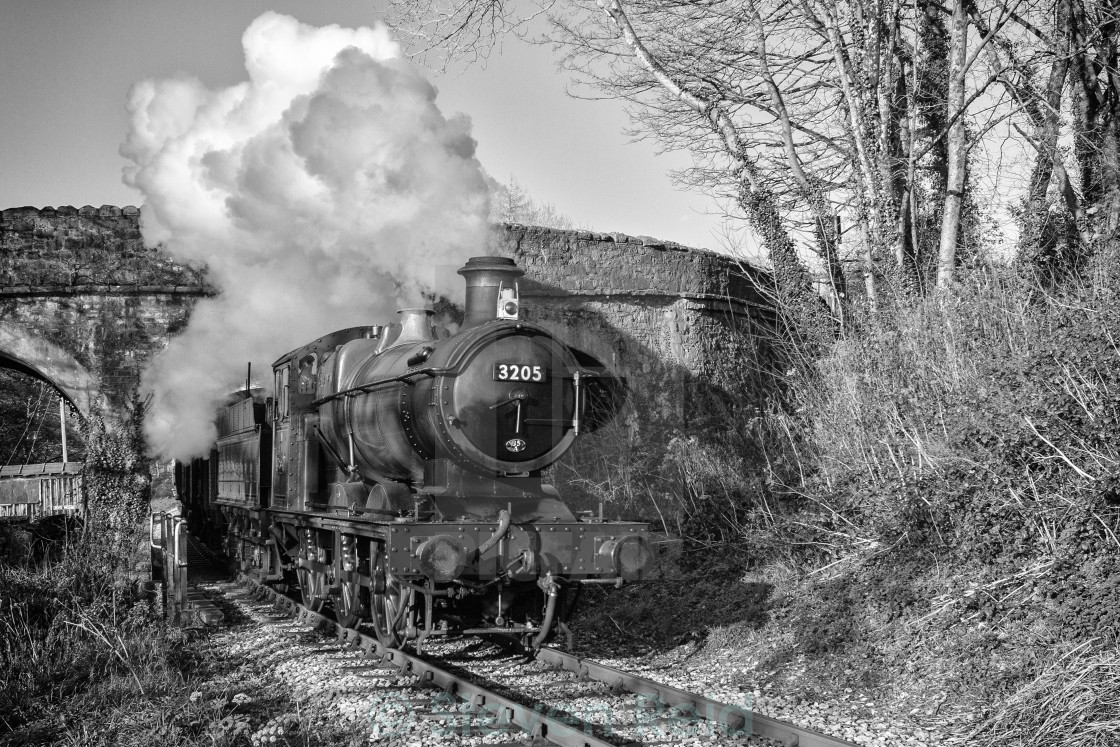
(458, 256, 524, 329)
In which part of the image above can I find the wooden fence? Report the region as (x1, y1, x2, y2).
(0, 462, 83, 521)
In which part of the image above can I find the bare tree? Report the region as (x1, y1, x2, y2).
(385, 0, 1116, 306)
(593, 0, 836, 345)
(490, 175, 578, 229)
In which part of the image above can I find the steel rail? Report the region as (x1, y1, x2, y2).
(533, 645, 860, 747)
(235, 574, 859, 747)
(238, 576, 618, 747)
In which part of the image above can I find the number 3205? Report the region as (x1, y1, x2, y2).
(495, 363, 547, 382)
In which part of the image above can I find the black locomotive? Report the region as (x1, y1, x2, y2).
(176, 256, 653, 650)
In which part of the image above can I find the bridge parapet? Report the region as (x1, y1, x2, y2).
(0, 206, 212, 293)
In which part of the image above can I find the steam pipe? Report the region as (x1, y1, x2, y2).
(313, 426, 352, 475)
(311, 366, 448, 406)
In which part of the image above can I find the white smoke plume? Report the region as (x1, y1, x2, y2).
(122, 12, 491, 460)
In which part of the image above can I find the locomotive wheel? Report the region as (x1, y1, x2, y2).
(222, 515, 238, 559)
(370, 551, 410, 647)
(241, 518, 262, 574)
(238, 533, 253, 573)
(296, 533, 328, 612)
(334, 536, 368, 628)
(297, 564, 328, 612)
(336, 578, 367, 629)
(233, 517, 246, 571)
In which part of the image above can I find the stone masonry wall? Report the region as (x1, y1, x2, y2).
(0, 206, 215, 411)
(491, 223, 778, 428)
(0, 205, 208, 290)
(0, 206, 776, 440)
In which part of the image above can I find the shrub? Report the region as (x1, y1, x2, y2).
(554, 363, 803, 571)
(0, 389, 168, 736)
(0, 546, 188, 733)
(797, 268, 1120, 569)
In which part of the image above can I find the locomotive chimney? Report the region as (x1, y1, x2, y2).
(457, 256, 525, 329)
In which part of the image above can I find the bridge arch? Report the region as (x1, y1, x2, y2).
(0, 321, 103, 419)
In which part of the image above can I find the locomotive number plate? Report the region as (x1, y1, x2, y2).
(494, 363, 549, 382)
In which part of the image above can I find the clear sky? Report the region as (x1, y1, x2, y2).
(0, 0, 726, 251)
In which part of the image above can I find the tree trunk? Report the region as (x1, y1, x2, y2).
(1018, 0, 1070, 258)
(751, 4, 847, 320)
(937, 0, 968, 287)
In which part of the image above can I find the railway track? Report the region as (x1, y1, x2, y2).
(205, 574, 860, 747)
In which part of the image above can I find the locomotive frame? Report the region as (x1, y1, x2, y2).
(178, 256, 653, 651)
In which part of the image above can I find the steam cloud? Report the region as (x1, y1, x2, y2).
(122, 12, 491, 460)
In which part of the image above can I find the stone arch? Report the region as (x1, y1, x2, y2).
(0, 321, 103, 419)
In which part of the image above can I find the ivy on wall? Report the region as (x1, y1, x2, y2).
(81, 391, 151, 561)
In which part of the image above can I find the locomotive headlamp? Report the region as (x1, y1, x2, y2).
(496, 283, 519, 320)
(415, 535, 468, 581)
(598, 535, 654, 581)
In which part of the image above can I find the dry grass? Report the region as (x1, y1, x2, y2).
(0, 542, 191, 736)
(804, 270, 1037, 487)
(966, 641, 1120, 747)
(0, 523, 370, 747)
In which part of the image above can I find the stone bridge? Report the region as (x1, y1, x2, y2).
(0, 206, 213, 420)
(0, 206, 775, 430)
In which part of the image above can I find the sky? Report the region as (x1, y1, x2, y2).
(0, 0, 728, 252)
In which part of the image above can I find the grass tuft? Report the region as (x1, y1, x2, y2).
(968, 641, 1120, 747)
(0, 540, 191, 737)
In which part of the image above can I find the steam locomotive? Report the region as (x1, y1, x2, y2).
(176, 256, 653, 650)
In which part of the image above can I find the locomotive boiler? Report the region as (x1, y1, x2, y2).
(178, 256, 653, 650)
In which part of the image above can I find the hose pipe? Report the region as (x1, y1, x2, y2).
(476, 509, 512, 559)
(531, 576, 560, 651)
